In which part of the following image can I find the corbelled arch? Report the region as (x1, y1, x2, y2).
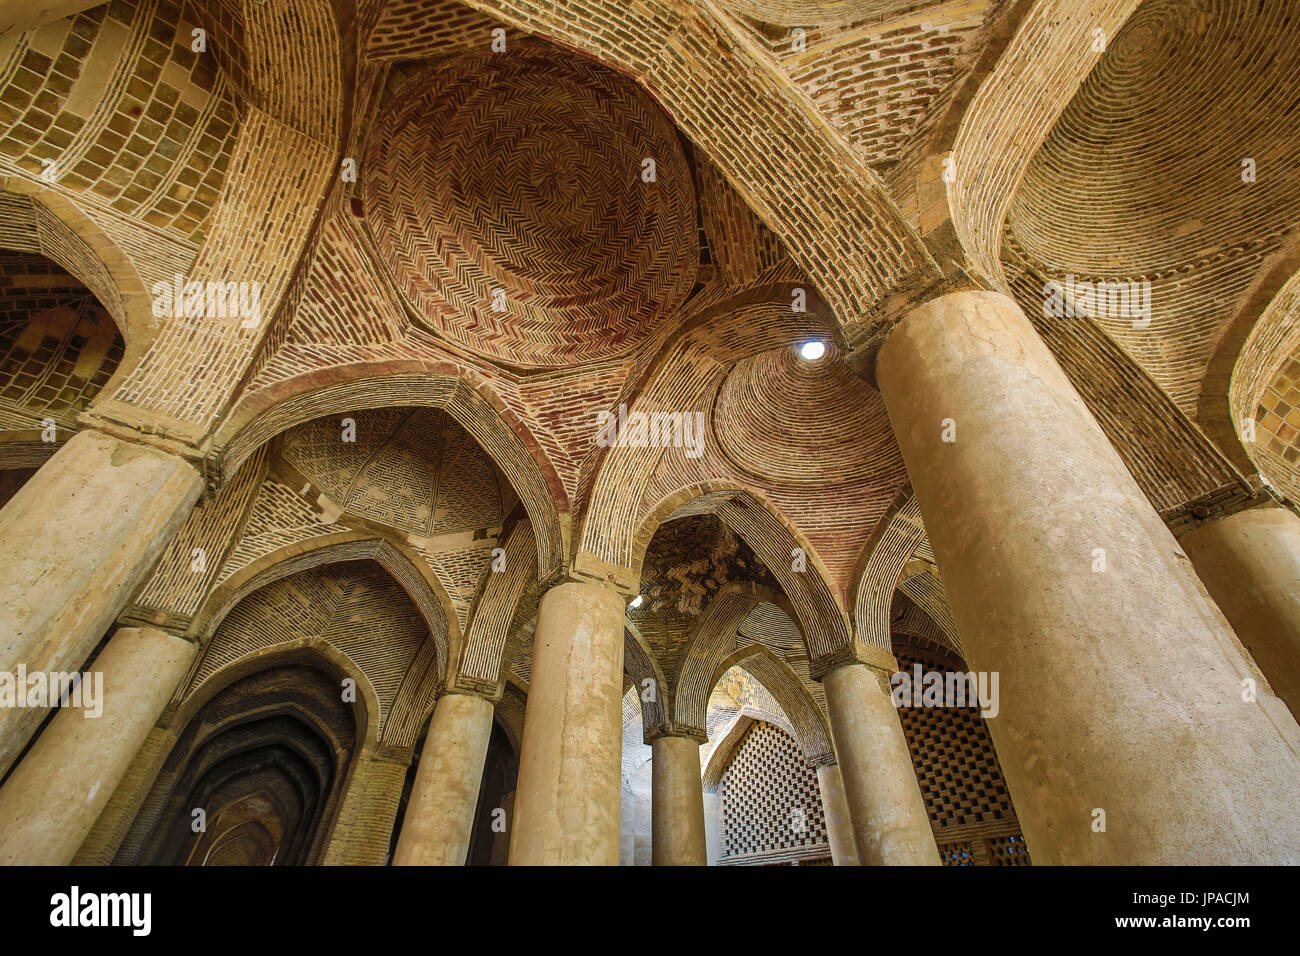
(1222, 262, 1300, 502)
(851, 487, 927, 652)
(1198, 234, 1300, 479)
(671, 581, 794, 739)
(623, 625, 670, 744)
(452, 519, 540, 697)
(0, 181, 154, 356)
(169, 640, 383, 752)
(947, 0, 1141, 287)
(622, 482, 851, 666)
(896, 567, 964, 660)
(211, 368, 566, 576)
(701, 708, 799, 793)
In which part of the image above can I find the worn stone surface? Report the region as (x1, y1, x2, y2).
(393, 692, 494, 866)
(1183, 505, 1300, 721)
(650, 734, 707, 866)
(824, 662, 939, 866)
(878, 290, 1300, 865)
(0, 430, 201, 776)
(0, 626, 195, 865)
(510, 581, 625, 865)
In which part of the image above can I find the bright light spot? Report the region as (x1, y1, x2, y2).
(629, 595, 644, 609)
(799, 340, 826, 361)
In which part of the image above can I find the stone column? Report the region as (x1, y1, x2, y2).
(393, 692, 495, 866)
(823, 660, 939, 865)
(702, 787, 722, 865)
(0, 626, 197, 865)
(0, 429, 202, 776)
(509, 580, 626, 865)
(816, 762, 860, 866)
(876, 289, 1300, 864)
(1181, 505, 1300, 720)
(650, 733, 707, 866)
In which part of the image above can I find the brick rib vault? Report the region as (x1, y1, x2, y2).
(0, 0, 1296, 868)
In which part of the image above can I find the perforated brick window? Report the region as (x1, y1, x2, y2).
(896, 645, 1032, 865)
(718, 720, 829, 865)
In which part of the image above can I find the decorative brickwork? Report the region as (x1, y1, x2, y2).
(718, 720, 829, 866)
(895, 643, 1030, 866)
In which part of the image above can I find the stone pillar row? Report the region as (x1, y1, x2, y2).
(4, 290, 1300, 865)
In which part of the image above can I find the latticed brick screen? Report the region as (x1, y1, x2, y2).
(896, 646, 1032, 866)
(718, 721, 829, 865)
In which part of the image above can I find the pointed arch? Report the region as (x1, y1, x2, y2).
(614, 482, 851, 666)
(851, 486, 927, 649)
(709, 647, 834, 769)
(212, 367, 566, 576)
(193, 532, 458, 692)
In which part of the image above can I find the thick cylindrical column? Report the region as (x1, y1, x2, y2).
(702, 788, 722, 865)
(392, 692, 495, 866)
(877, 289, 1300, 864)
(816, 762, 861, 866)
(824, 662, 938, 865)
(1182, 505, 1300, 720)
(0, 626, 197, 865)
(651, 734, 707, 866)
(0, 429, 202, 776)
(509, 580, 626, 865)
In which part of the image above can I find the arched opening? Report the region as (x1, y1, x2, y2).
(0, 250, 124, 497)
(118, 663, 358, 867)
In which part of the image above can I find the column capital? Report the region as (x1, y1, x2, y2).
(810, 643, 898, 682)
(646, 724, 707, 745)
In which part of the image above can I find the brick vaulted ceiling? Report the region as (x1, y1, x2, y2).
(361, 41, 699, 369)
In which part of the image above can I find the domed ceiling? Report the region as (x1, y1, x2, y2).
(279, 406, 516, 538)
(1008, 0, 1300, 277)
(713, 342, 902, 486)
(362, 42, 699, 369)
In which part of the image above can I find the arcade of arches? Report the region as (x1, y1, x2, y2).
(0, 0, 1298, 867)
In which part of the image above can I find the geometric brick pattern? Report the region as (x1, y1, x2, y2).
(896, 645, 1030, 865)
(362, 42, 697, 368)
(0, 251, 122, 431)
(718, 720, 829, 865)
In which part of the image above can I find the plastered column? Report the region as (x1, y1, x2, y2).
(0, 429, 202, 776)
(823, 661, 938, 865)
(1182, 505, 1300, 720)
(702, 788, 722, 865)
(393, 692, 495, 866)
(0, 626, 197, 865)
(876, 289, 1300, 864)
(650, 733, 707, 866)
(509, 580, 626, 865)
(816, 762, 860, 866)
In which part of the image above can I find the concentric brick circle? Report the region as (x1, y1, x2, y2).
(1009, 0, 1300, 276)
(713, 343, 899, 485)
(363, 44, 698, 367)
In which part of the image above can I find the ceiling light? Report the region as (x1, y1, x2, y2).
(799, 340, 826, 361)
